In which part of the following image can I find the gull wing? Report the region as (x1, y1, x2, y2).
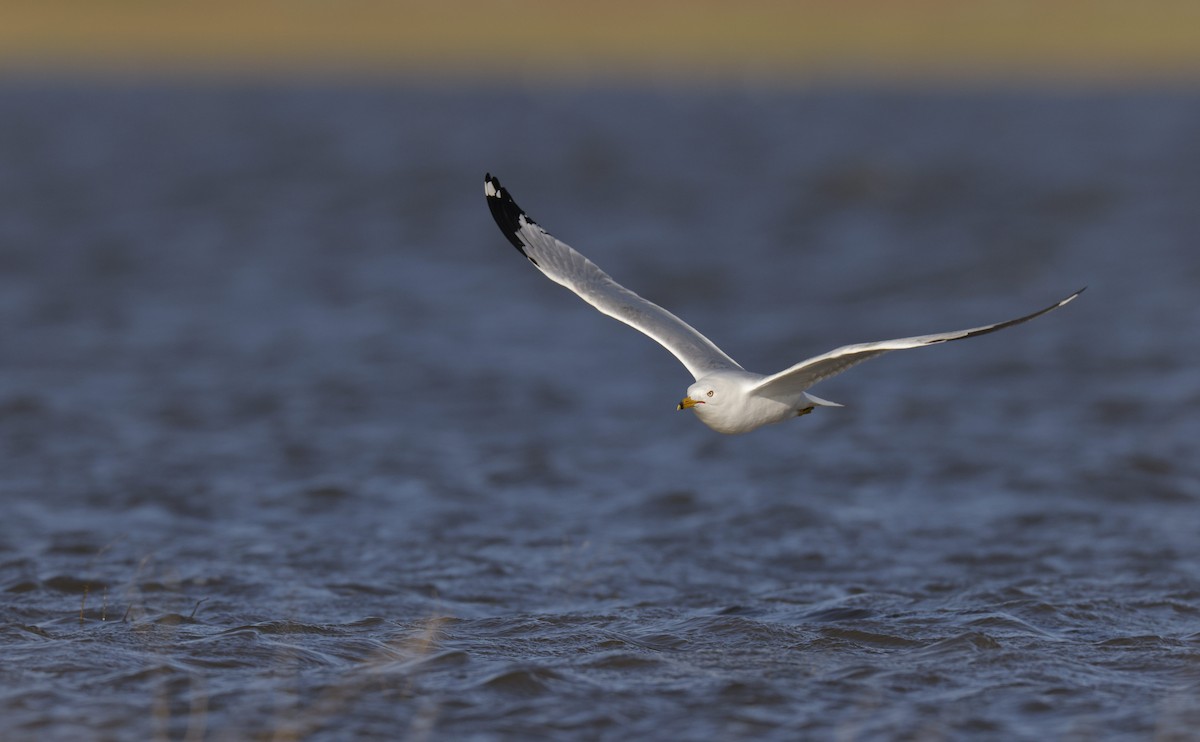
(485, 174, 742, 380)
(750, 289, 1085, 400)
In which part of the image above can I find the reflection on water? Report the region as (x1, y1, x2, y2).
(1, 83, 1199, 740)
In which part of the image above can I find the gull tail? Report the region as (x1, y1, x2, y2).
(803, 392, 843, 409)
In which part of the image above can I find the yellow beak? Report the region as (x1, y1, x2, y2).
(677, 396, 700, 410)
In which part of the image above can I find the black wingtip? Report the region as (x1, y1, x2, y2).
(484, 173, 537, 263)
(1057, 286, 1087, 308)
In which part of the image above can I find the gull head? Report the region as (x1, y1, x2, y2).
(677, 375, 752, 434)
(677, 382, 717, 411)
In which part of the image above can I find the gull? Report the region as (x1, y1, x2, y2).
(484, 174, 1082, 435)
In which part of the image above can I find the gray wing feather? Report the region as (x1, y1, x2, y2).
(485, 174, 742, 380)
(750, 289, 1085, 399)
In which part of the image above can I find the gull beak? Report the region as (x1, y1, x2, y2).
(677, 396, 700, 411)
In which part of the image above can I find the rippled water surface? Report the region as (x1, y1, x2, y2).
(1, 83, 1199, 740)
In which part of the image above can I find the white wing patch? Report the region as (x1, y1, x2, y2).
(750, 289, 1085, 400)
(484, 174, 743, 379)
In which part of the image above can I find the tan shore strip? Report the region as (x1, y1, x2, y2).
(2, 1, 1200, 84)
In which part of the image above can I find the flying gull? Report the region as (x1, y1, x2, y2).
(484, 173, 1082, 435)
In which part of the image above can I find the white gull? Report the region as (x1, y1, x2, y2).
(485, 174, 1082, 435)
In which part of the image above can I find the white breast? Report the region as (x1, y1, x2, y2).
(691, 371, 800, 434)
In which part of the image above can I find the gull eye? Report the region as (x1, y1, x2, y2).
(706, 390, 714, 397)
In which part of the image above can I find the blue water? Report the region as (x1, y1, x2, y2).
(1, 82, 1198, 740)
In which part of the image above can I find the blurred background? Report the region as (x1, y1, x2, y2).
(3, 0, 1200, 83)
(3, 3, 1200, 741)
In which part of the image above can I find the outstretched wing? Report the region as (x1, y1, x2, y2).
(484, 174, 742, 380)
(750, 289, 1085, 399)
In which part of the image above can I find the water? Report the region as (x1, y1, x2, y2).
(1, 82, 1198, 740)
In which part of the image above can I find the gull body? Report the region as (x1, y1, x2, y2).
(484, 173, 1082, 435)
(678, 370, 838, 435)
